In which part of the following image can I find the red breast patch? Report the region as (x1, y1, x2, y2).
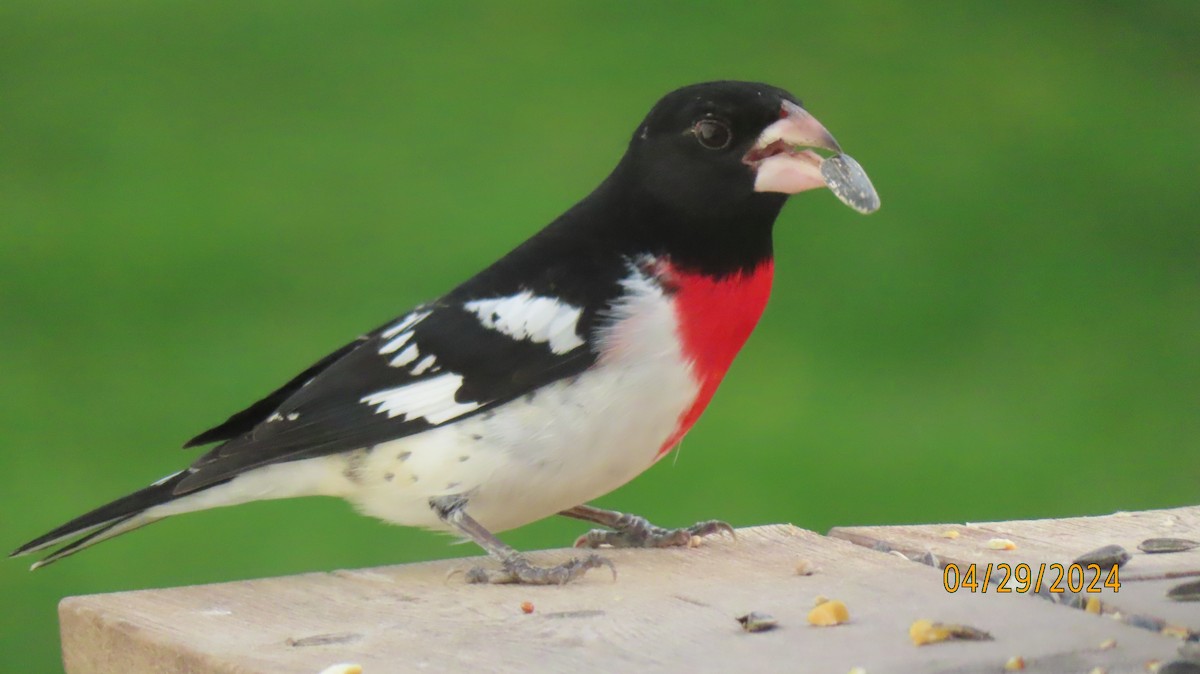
(656, 259, 774, 456)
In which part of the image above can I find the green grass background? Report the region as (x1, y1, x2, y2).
(2, 1, 1197, 670)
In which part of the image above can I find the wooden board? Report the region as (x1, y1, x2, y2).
(60, 523, 1192, 674)
(831, 506, 1200, 640)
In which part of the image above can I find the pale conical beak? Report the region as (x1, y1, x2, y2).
(744, 100, 880, 214)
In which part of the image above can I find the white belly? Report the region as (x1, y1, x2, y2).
(350, 348, 696, 531)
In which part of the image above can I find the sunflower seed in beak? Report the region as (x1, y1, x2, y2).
(821, 153, 880, 214)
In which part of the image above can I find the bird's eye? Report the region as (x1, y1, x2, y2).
(692, 119, 732, 150)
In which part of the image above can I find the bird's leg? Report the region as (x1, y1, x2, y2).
(430, 496, 614, 585)
(560, 504, 735, 549)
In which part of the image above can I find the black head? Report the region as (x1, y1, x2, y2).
(603, 81, 846, 272)
(625, 82, 797, 220)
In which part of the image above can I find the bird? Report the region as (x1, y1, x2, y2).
(12, 81, 879, 584)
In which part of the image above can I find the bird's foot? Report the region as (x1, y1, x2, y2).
(573, 515, 736, 549)
(465, 553, 616, 585)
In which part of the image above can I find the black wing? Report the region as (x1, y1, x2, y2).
(183, 337, 369, 448)
(175, 295, 603, 494)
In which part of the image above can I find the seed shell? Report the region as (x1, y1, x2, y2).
(737, 611, 779, 633)
(1139, 538, 1199, 554)
(820, 154, 880, 214)
(1166, 579, 1200, 602)
(1073, 544, 1131, 568)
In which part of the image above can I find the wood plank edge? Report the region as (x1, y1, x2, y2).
(59, 596, 254, 674)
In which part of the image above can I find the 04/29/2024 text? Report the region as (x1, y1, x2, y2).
(943, 562, 1120, 594)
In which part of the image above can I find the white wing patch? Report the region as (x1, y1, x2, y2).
(464, 292, 585, 355)
(390, 344, 420, 367)
(379, 329, 415, 355)
(381, 310, 432, 340)
(411, 354, 437, 375)
(360, 373, 482, 425)
(379, 310, 432, 368)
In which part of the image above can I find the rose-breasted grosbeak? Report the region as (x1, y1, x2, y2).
(13, 81, 878, 584)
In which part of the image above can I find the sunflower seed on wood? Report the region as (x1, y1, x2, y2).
(940, 623, 994, 641)
(736, 612, 779, 633)
(1166, 579, 1200, 602)
(1073, 544, 1131, 568)
(1139, 538, 1200, 554)
(286, 632, 362, 647)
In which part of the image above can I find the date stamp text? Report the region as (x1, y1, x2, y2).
(943, 562, 1120, 593)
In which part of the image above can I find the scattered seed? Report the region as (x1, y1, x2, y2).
(1145, 660, 1161, 673)
(287, 633, 363, 647)
(1126, 614, 1165, 631)
(909, 619, 994, 646)
(1086, 597, 1103, 614)
(795, 559, 817, 576)
(910, 620, 943, 646)
(940, 530, 960, 539)
(1089, 668, 1107, 674)
(520, 601, 534, 614)
(813, 594, 829, 607)
(1004, 655, 1026, 670)
(848, 668, 867, 674)
(687, 535, 702, 548)
(737, 611, 778, 633)
(1139, 538, 1199, 554)
(1099, 638, 1117, 650)
(1161, 624, 1191, 639)
(1074, 544, 1131, 568)
(808, 599, 850, 626)
(317, 665, 363, 674)
(943, 622, 993, 641)
(1167, 579, 1200, 602)
(987, 538, 1017, 551)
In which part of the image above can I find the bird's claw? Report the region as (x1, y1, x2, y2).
(465, 553, 616, 585)
(574, 517, 736, 549)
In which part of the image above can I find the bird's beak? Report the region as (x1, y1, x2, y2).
(744, 100, 879, 213)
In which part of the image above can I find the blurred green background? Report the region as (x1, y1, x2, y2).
(2, 1, 1197, 670)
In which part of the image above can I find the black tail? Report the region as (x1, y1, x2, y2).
(11, 470, 192, 569)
